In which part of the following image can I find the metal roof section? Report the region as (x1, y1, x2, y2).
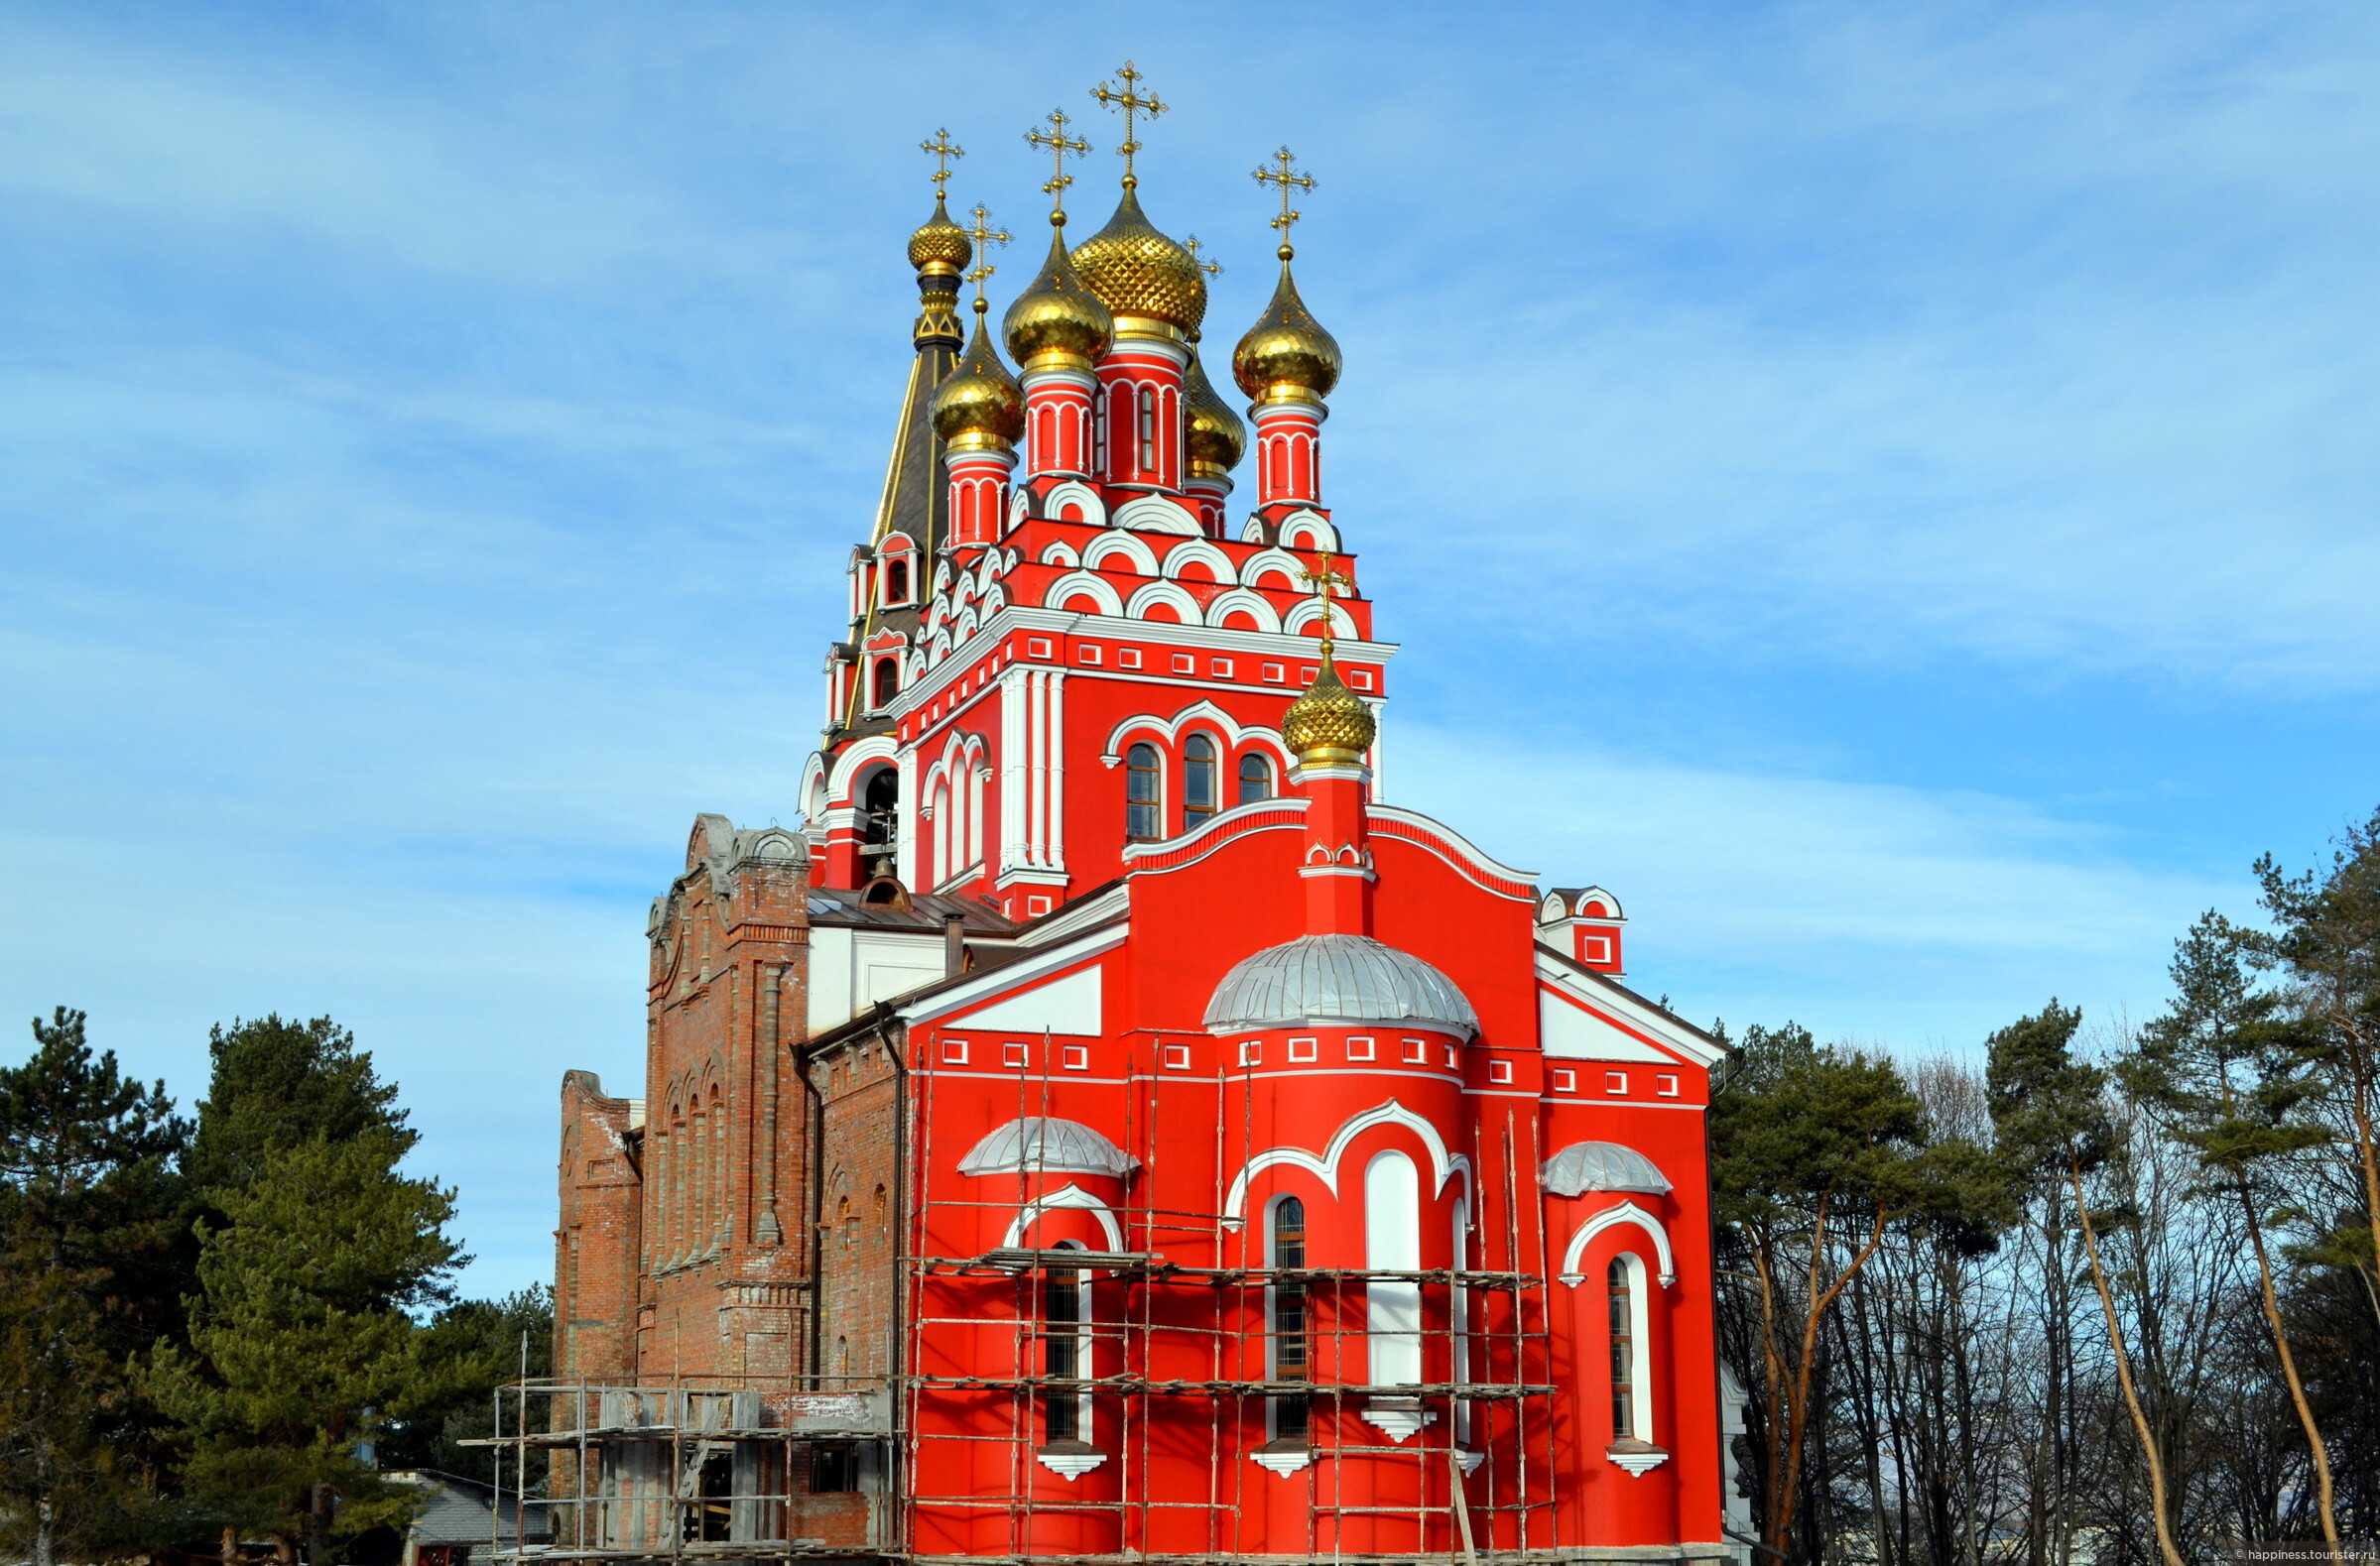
(1202, 933, 1480, 1039)
(805, 887, 1019, 934)
(957, 1116, 1140, 1178)
(1541, 1141, 1674, 1198)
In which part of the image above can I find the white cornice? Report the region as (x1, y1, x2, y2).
(888, 602, 1398, 722)
(1534, 951, 1725, 1068)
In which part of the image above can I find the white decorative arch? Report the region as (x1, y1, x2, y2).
(1240, 546, 1306, 590)
(1009, 489, 1031, 529)
(1201, 587, 1284, 634)
(1239, 517, 1268, 543)
(826, 735, 898, 801)
(972, 552, 999, 592)
(1284, 597, 1360, 640)
(1080, 531, 1160, 576)
(1113, 493, 1203, 536)
(1222, 1099, 1472, 1224)
(1003, 1182, 1125, 1252)
(1559, 1199, 1677, 1287)
(1038, 541, 1079, 568)
(801, 755, 829, 830)
(1044, 569, 1124, 617)
(1161, 537, 1235, 584)
(1100, 700, 1296, 769)
(1125, 579, 1202, 625)
(952, 607, 979, 645)
(1039, 480, 1107, 528)
(1275, 510, 1340, 551)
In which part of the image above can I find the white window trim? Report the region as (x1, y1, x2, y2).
(1034, 1239, 1106, 1480)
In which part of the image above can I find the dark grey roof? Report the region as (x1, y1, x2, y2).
(1542, 1142, 1673, 1197)
(873, 341, 957, 569)
(1203, 933, 1479, 1038)
(805, 887, 1018, 934)
(386, 1470, 551, 1545)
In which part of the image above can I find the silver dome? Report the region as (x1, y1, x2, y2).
(1542, 1141, 1672, 1197)
(1202, 933, 1479, 1038)
(957, 1117, 1138, 1178)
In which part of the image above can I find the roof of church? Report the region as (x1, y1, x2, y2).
(958, 1116, 1138, 1178)
(805, 886, 1017, 934)
(1203, 933, 1479, 1038)
(1541, 1142, 1673, 1197)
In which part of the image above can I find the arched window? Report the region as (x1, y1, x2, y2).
(884, 558, 911, 605)
(1137, 387, 1157, 473)
(860, 768, 899, 856)
(1237, 753, 1274, 805)
(1184, 735, 1217, 825)
(1045, 1243, 1090, 1444)
(1125, 742, 1161, 841)
(1365, 1150, 1422, 1387)
(1608, 1253, 1652, 1444)
(1269, 1197, 1310, 1441)
(871, 658, 899, 709)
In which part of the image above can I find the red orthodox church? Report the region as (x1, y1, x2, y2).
(542, 63, 1731, 1566)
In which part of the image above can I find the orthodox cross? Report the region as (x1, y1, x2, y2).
(920, 128, 964, 193)
(962, 202, 1011, 310)
(1253, 146, 1315, 255)
(1025, 108, 1091, 219)
(1184, 234, 1222, 279)
(1299, 548, 1352, 651)
(1091, 60, 1167, 187)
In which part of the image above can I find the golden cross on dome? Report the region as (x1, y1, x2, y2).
(920, 128, 965, 193)
(1185, 234, 1222, 278)
(1091, 60, 1167, 188)
(1298, 548, 1352, 651)
(1025, 108, 1091, 219)
(1253, 146, 1316, 256)
(962, 202, 1012, 310)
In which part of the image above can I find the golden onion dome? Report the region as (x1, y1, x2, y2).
(1281, 649, 1375, 766)
(1233, 253, 1342, 406)
(1183, 344, 1246, 476)
(1068, 185, 1205, 336)
(1003, 222, 1115, 370)
(907, 193, 972, 278)
(930, 307, 1025, 451)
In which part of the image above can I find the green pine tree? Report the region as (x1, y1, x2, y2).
(2125, 913, 2343, 1560)
(187, 1015, 412, 1199)
(0, 1007, 190, 1566)
(149, 1131, 464, 1563)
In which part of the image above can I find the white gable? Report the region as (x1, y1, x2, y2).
(942, 963, 1102, 1034)
(1538, 989, 1677, 1062)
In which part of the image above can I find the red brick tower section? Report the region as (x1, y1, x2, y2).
(555, 1070, 642, 1384)
(635, 814, 814, 1381)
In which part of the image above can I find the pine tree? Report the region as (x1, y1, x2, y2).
(1712, 1024, 2012, 1559)
(186, 1015, 412, 1198)
(149, 1132, 464, 1563)
(0, 1008, 190, 1566)
(2125, 914, 2342, 1560)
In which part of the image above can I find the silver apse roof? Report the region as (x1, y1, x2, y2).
(957, 1117, 1139, 1178)
(1541, 1141, 1673, 1197)
(1201, 933, 1481, 1038)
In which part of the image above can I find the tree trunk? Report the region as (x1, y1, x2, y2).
(2237, 1182, 2343, 1562)
(2069, 1155, 2184, 1566)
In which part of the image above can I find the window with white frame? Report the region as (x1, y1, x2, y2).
(1045, 1241, 1092, 1444)
(1125, 742, 1162, 841)
(1185, 734, 1218, 826)
(1607, 1252, 1653, 1446)
(1268, 1196, 1310, 1441)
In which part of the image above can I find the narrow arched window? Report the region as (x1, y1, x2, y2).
(884, 558, 911, 605)
(1045, 1244, 1089, 1444)
(1608, 1254, 1646, 1442)
(1125, 742, 1161, 841)
(1137, 387, 1157, 473)
(1237, 754, 1274, 805)
(1184, 735, 1217, 825)
(872, 658, 899, 710)
(1270, 1197, 1310, 1441)
(860, 768, 899, 854)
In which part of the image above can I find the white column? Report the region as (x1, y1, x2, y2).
(896, 749, 919, 887)
(1047, 669, 1067, 872)
(999, 669, 1029, 872)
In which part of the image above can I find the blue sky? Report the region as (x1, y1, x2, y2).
(4, 1, 2375, 1296)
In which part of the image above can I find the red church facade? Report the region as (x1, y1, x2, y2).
(543, 66, 1730, 1566)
